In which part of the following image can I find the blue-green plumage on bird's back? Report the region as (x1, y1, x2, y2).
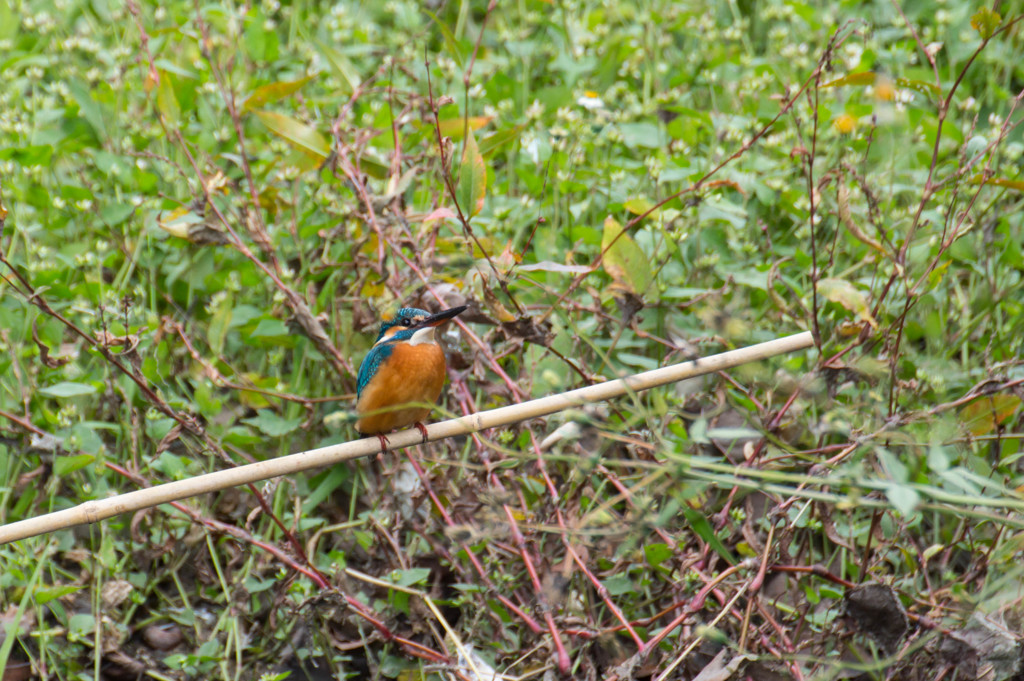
(355, 305, 468, 446)
(356, 343, 392, 397)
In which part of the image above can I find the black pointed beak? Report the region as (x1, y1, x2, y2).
(419, 305, 468, 328)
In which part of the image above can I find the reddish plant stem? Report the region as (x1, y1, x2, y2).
(401, 441, 544, 635)
(106, 461, 330, 587)
(502, 504, 571, 675)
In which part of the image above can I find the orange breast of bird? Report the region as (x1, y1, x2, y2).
(355, 342, 447, 435)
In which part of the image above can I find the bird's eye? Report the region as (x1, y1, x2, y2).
(398, 316, 411, 326)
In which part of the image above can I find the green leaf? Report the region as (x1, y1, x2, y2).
(207, 298, 232, 355)
(883, 483, 920, 516)
(302, 466, 349, 514)
(243, 75, 315, 111)
(357, 151, 389, 180)
(517, 261, 592, 274)
(604, 574, 633, 596)
(479, 125, 525, 158)
(54, 454, 95, 476)
(643, 542, 672, 569)
(0, 1, 15, 39)
(71, 423, 105, 455)
(390, 567, 431, 587)
(33, 585, 81, 605)
(100, 203, 134, 227)
(456, 126, 486, 217)
(249, 319, 291, 338)
(242, 410, 303, 437)
(244, 10, 278, 61)
(151, 450, 190, 477)
(875, 447, 907, 483)
(223, 427, 263, 447)
(927, 443, 950, 472)
(68, 80, 106, 139)
(68, 613, 96, 637)
(617, 122, 663, 149)
(39, 382, 97, 398)
(705, 427, 762, 441)
(90, 0, 112, 23)
(314, 40, 362, 93)
(0, 144, 53, 166)
(193, 380, 223, 418)
(153, 60, 197, 79)
(682, 507, 737, 565)
(243, 576, 276, 594)
(971, 8, 1001, 40)
(424, 9, 464, 68)
(245, 319, 297, 348)
(253, 110, 329, 160)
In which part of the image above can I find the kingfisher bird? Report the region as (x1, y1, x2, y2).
(355, 305, 468, 451)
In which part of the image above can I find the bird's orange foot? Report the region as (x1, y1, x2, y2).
(375, 433, 390, 456)
(414, 422, 429, 444)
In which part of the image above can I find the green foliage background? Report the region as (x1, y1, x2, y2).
(1, 0, 1023, 678)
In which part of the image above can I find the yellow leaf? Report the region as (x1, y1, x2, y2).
(157, 206, 201, 239)
(822, 71, 940, 97)
(456, 127, 486, 217)
(357, 152, 390, 180)
(252, 110, 329, 160)
(239, 373, 275, 410)
(623, 198, 662, 220)
(971, 8, 1001, 40)
(959, 394, 1021, 436)
(602, 217, 655, 299)
(818, 278, 878, 329)
(281, 148, 320, 173)
(927, 260, 950, 288)
(837, 183, 886, 255)
(155, 71, 180, 126)
(821, 72, 874, 88)
(243, 75, 315, 111)
(360, 278, 386, 299)
(482, 284, 517, 323)
(435, 116, 492, 140)
(967, 174, 1024, 192)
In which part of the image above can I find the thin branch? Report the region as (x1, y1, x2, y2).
(0, 332, 814, 544)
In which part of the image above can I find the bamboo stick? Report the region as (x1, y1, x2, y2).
(0, 331, 814, 545)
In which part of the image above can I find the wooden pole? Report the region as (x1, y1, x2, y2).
(0, 331, 814, 545)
